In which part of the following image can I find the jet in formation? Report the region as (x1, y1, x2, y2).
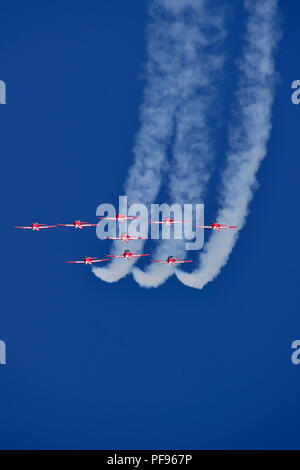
(106, 233, 147, 243)
(151, 256, 193, 265)
(99, 213, 140, 222)
(67, 257, 109, 265)
(14, 222, 57, 231)
(58, 220, 97, 229)
(107, 250, 150, 261)
(149, 217, 189, 226)
(196, 222, 238, 232)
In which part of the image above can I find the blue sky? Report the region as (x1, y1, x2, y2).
(0, 0, 300, 449)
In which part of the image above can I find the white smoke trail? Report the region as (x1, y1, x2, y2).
(132, 92, 225, 288)
(93, 0, 224, 283)
(93, 0, 199, 282)
(176, 0, 280, 289)
(132, 2, 227, 288)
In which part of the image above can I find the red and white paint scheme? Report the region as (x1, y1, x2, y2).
(58, 220, 97, 230)
(99, 214, 140, 222)
(14, 222, 57, 231)
(196, 222, 238, 232)
(67, 257, 109, 265)
(149, 218, 189, 226)
(107, 250, 150, 261)
(151, 256, 193, 265)
(106, 233, 147, 243)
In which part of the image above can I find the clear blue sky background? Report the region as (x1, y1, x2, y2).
(0, 0, 299, 450)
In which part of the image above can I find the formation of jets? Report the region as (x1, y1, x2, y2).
(15, 218, 238, 266)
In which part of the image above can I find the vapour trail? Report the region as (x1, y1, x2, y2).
(132, 1, 227, 288)
(176, 0, 280, 289)
(93, 0, 223, 283)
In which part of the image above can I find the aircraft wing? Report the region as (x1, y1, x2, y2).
(107, 255, 124, 258)
(82, 224, 97, 227)
(128, 236, 147, 240)
(39, 225, 57, 229)
(98, 217, 117, 220)
(174, 260, 193, 264)
(196, 225, 213, 229)
(151, 260, 168, 263)
(125, 216, 140, 220)
(67, 261, 85, 264)
(106, 237, 121, 240)
(131, 254, 150, 258)
(172, 220, 189, 224)
(14, 226, 33, 229)
(58, 224, 74, 227)
(91, 259, 109, 263)
(149, 221, 163, 224)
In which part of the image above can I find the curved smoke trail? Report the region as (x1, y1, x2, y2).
(94, 0, 280, 289)
(132, 8, 227, 287)
(176, 0, 280, 289)
(93, 0, 226, 284)
(93, 0, 196, 282)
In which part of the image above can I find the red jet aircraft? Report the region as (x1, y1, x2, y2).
(196, 222, 238, 232)
(107, 250, 150, 261)
(151, 256, 193, 265)
(106, 233, 147, 243)
(14, 222, 57, 231)
(149, 218, 189, 226)
(67, 257, 109, 265)
(99, 214, 140, 222)
(58, 220, 97, 230)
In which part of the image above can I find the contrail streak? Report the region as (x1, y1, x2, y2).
(132, 1, 227, 287)
(94, 0, 280, 289)
(93, 0, 221, 283)
(176, 0, 280, 289)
